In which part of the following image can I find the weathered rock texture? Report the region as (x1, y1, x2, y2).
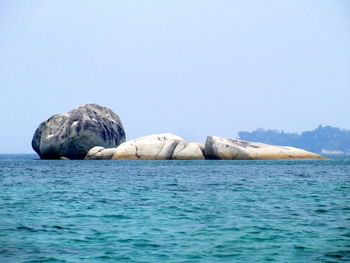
(32, 103, 125, 159)
(205, 136, 325, 160)
(112, 133, 185, 160)
(172, 142, 205, 160)
(85, 146, 118, 160)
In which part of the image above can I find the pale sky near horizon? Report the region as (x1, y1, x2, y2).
(1, 0, 350, 153)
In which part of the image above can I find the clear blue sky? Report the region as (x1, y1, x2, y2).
(1, 0, 349, 153)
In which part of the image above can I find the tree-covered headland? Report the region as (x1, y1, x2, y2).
(238, 125, 350, 154)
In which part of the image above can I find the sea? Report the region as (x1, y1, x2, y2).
(0, 154, 349, 263)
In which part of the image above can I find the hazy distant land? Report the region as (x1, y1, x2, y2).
(239, 125, 350, 154)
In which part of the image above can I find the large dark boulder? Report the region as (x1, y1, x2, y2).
(32, 103, 126, 159)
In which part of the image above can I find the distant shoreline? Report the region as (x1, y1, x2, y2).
(239, 125, 350, 154)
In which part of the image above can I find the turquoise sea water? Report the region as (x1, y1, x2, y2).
(0, 155, 349, 263)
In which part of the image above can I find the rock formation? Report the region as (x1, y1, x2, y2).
(172, 142, 205, 160)
(85, 146, 118, 160)
(32, 103, 125, 159)
(205, 136, 325, 160)
(86, 134, 325, 160)
(111, 133, 185, 160)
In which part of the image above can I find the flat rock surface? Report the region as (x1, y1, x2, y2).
(32, 103, 125, 159)
(205, 136, 325, 160)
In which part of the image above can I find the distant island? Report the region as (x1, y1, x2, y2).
(238, 125, 350, 154)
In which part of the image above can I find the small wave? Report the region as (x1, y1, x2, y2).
(132, 242, 161, 248)
(324, 250, 350, 259)
(16, 226, 37, 232)
(212, 253, 240, 258)
(315, 209, 328, 213)
(293, 245, 307, 250)
(102, 214, 131, 219)
(23, 257, 66, 263)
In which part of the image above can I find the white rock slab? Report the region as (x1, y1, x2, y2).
(172, 142, 205, 160)
(112, 133, 185, 160)
(85, 146, 118, 160)
(205, 136, 325, 160)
